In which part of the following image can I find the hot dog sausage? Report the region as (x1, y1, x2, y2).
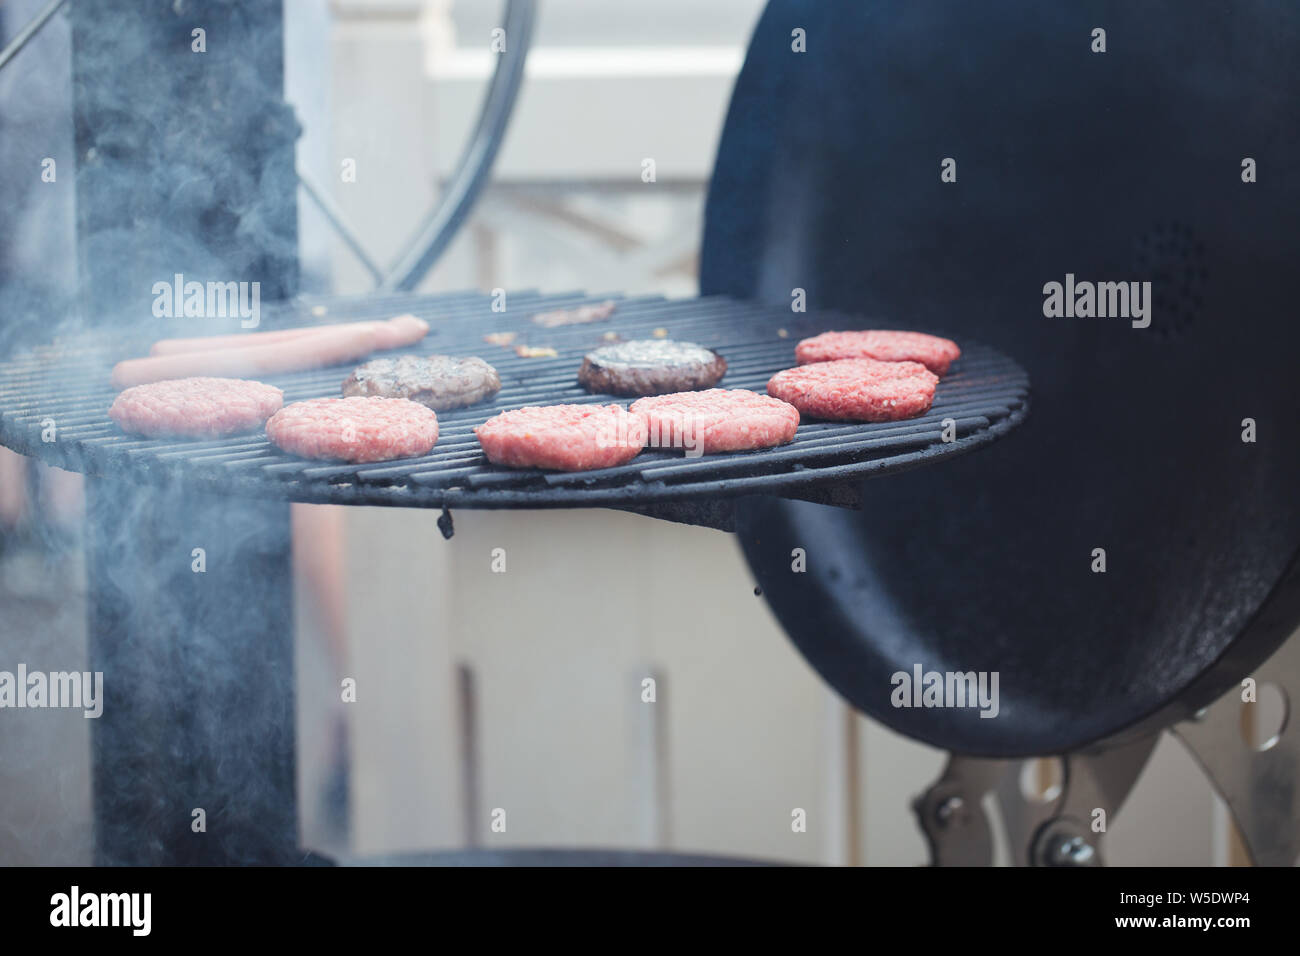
(112, 315, 430, 388)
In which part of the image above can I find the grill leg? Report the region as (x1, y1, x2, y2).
(84, 477, 301, 865)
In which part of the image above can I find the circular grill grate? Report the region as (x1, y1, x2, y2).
(0, 291, 1030, 511)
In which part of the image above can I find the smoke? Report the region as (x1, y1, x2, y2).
(82, 473, 302, 865)
(0, 1, 309, 864)
(68, 0, 300, 334)
(0, 535, 93, 865)
(0, 1, 77, 359)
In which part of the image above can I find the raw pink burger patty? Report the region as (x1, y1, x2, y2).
(266, 396, 439, 462)
(630, 389, 799, 455)
(475, 404, 646, 471)
(109, 376, 283, 438)
(795, 330, 961, 376)
(768, 358, 939, 422)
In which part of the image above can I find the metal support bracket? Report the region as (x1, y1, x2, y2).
(1172, 628, 1300, 867)
(914, 735, 1158, 866)
(916, 628, 1299, 866)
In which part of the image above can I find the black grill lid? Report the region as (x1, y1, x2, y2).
(706, 0, 1300, 754)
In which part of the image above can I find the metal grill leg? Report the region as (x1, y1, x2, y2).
(1174, 630, 1300, 867)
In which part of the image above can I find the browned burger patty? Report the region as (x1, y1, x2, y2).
(577, 339, 727, 397)
(342, 354, 501, 411)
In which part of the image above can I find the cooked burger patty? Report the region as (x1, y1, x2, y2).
(475, 404, 646, 471)
(767, 358, 939, 422)
(630, 389, 800, 455)
(267, 396, 439, 462)
(577, 339, 726, 396)
(109, 377, 283, 439)
(342, 354, 500, 410)
(794, 330, 961, 376)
